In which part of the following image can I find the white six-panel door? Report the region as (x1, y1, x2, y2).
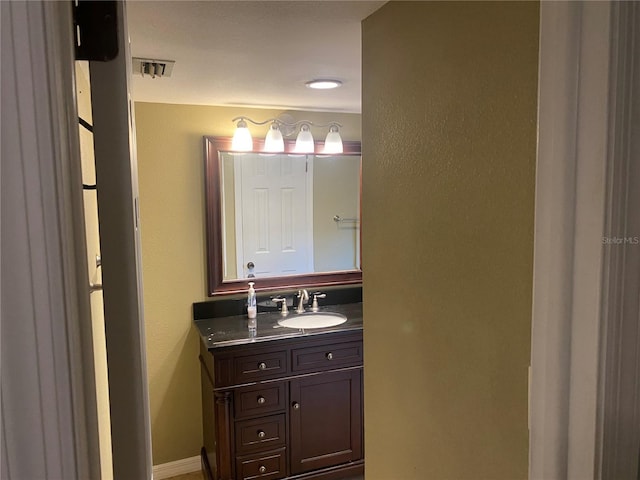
(235, 154, 314, 278)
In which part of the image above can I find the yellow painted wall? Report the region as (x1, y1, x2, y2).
(134, 103, 360, 464)
(362, 2, 538, 479)
(76, 62, 113, 479)
(313, 154, 361, 271)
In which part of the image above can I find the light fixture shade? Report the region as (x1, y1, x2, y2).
(232, 120, 253, 151)
(264, 123, 284, 152)
(323, 126, 343, 154)
(295, 124, 315, 153)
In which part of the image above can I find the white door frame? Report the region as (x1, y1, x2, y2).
(89, 1, 153, 478)
(530, 2, 640, 479)
(2, 1, 153, 478)
(597, 3, 640, 477)
(1, 1, 101, 478)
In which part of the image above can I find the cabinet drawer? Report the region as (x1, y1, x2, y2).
(233, 351, 288, 385)
(234, 383, 286, 419)
(236, 448, 286, 480)
(235, 414, 286, 454)
(291, 341, 362, 372)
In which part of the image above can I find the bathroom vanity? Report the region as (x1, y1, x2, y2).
(195, 302, 364, 480)
(199, 136, 364, 479)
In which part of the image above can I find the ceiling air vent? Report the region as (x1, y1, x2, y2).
(132, 57, 175, 78)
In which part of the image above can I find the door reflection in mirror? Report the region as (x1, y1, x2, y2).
(220, 151, 360, 281)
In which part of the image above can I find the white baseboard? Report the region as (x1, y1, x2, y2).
(153, 455, 201, 479)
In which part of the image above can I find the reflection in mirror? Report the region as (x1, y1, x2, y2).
(205, 137, 362, 295)
(221, 151, 360, 280)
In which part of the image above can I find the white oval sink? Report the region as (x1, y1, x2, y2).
(277, 312, 347, 329)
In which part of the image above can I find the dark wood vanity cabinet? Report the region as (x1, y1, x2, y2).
(199, 330, 363, 480)
(289, 369, 362, 475)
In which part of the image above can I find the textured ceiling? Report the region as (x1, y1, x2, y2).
(127, 1, 385, 113)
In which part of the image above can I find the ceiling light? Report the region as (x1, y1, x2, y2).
(305, 79, 342, 90)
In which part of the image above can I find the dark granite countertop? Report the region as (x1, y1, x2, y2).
(194, 302, 363, 350)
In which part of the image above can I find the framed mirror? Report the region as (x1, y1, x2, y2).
(205, 136, 362, 295)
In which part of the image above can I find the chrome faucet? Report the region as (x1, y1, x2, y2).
(295, 289, 309, 314)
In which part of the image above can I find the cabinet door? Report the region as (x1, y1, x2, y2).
(289, 369, 362, 475)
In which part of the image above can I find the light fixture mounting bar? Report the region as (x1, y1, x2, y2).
(231, 117, 343, 129)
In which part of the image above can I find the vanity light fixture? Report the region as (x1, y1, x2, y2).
(231, 119, 253, 151)
(231, 116, 344, 154)
(305, 79, 342, 90)
(294, 124, 315, 153)
(264, 122, 285, 152)
(323, 125, 344, 154)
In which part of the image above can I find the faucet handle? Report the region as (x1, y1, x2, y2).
(272, 297, 288, 315)
(311, 292, 326, 312)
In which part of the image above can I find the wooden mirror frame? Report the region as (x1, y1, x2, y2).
(205, 136, 362, 296)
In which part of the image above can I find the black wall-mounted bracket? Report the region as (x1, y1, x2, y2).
(73, 0, 119, 61)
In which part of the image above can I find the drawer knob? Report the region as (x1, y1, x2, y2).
(259, 465, 267, 474)
(292, 402, 300, 410)
(326, 352, 333, 360)
(258, 362, 267, 370)
(257, 430, 266, 439)
(257, 395, 266, 405)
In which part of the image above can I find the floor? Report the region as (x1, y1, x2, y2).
(167, 472, 204, 480)
(166, 473, 364, 480)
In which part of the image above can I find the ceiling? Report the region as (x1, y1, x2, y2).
(127, 1, 385, 114)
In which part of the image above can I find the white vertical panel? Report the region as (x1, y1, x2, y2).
(89, 1, 153, 478)
(281, 155, 293, 176)
(281, 188, 295, 252)
(530, 2, 640, 480)
(256, 154, 267, 176)
(1, 1, 100, 478)
(254, 188, 270, 253)
(597, 3, 640, 479)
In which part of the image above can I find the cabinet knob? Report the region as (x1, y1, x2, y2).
(257, 396, 266, 405)
(326, 352, 333, 360)
(292, 402, 300, 410)
(257, 430, 266, 439)
(258, 362, 267, 370)
(259, 465, 267, 474)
